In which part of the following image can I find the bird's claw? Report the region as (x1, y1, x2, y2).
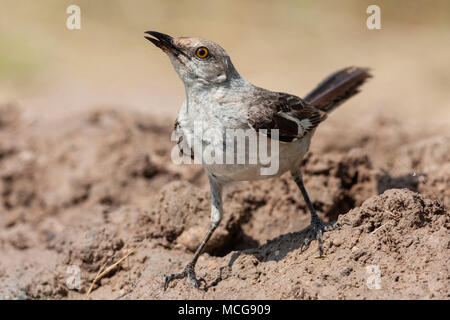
(164, 263, 206, 291)
(301, 220, 349, 256)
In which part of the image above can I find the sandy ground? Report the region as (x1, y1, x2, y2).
(0, 102, 448, 299)
(0, 0, 449, 300)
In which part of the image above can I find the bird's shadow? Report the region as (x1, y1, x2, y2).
(205, 171, 425, 290)
(204, 225, 315, 291)
(376, 170, 422, 194)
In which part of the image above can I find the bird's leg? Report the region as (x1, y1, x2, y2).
(291, 170, 344, 256)
(164, 177, 223, 291)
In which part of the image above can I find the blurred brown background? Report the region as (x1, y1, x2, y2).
(0, 0, 449, 125)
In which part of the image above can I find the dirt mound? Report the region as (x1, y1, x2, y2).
(127, 189, 449, 299)
(0, 106, 205, 217)
(0, 105, 448, 299)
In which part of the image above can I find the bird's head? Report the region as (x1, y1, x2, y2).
(145, 31, 240, 89)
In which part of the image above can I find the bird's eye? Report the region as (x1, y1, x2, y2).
(195, 47, 209, 59)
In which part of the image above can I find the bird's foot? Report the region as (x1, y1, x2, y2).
(164, 262, 206, 291)
(301, 219, 349, 257)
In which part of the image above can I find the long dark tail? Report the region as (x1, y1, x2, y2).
(304, 67, 372, 113)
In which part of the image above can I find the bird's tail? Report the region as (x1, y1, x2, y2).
(304, 67, 372, 113)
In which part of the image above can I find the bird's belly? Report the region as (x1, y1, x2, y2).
(177, 106, 313, 182)
(203, 136, 311, 182)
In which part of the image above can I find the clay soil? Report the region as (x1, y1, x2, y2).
(0, 103, 448, 300)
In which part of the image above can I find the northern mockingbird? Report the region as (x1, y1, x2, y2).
(145, 31, 371, 290)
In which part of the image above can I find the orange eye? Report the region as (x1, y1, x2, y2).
(195, 47, 209, 59)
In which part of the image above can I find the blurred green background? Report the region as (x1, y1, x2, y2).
(0, 0, 449, 123)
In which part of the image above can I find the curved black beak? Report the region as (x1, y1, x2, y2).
(144, 31, 174, 49)
(144, 31, 187, 60)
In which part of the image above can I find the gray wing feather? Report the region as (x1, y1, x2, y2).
(248, 91, 326, 142)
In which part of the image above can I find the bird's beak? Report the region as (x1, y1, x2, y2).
(144, 31, 173, 49)
(144, 31, 186, 58)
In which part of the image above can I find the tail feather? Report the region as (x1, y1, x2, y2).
(305, 67, 372, 113)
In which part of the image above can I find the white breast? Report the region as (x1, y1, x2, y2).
(203, 134, 312, 182)
(177, 99, 312, 182)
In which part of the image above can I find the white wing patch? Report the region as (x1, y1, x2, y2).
(278, 112, 314, 137)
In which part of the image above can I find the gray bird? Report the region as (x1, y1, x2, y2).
(145, 31, 371, 290)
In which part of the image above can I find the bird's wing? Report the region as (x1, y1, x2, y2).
(174, 119, 194, 159)
(247, 91, 327, 142)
